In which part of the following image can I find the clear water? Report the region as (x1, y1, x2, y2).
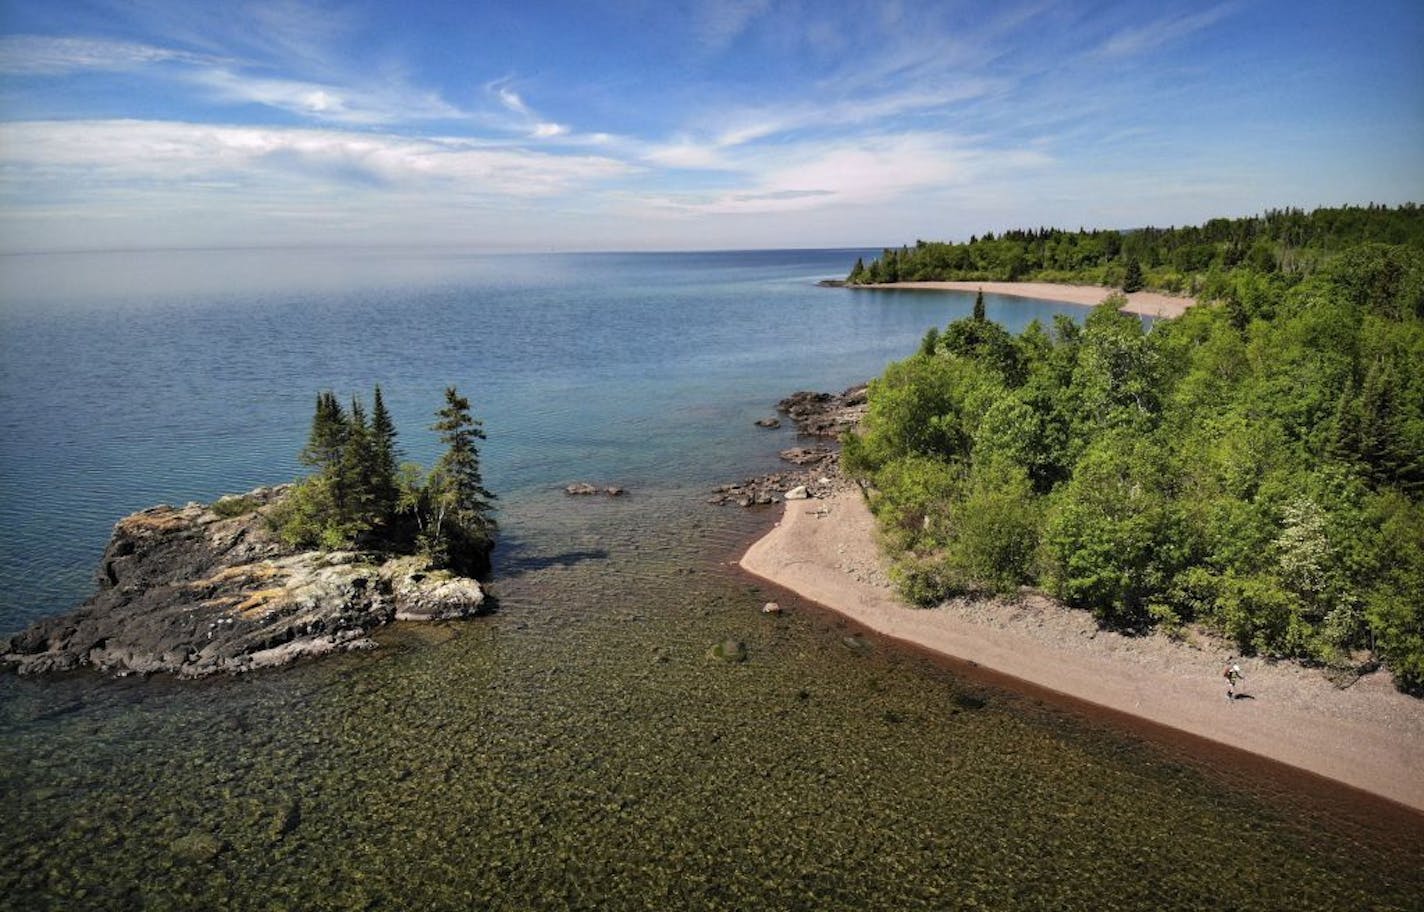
(1, 249, 1420, 909)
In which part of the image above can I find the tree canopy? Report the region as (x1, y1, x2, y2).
(846, 204, 1424, 298)
(842, 233, 1424, 692)
(271, 385, 496, 577)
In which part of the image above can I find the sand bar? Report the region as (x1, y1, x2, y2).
(741, 488, 1424, 812)
(855, 280, 1195, 318)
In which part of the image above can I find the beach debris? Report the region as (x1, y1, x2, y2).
(761, 601, 782, 615)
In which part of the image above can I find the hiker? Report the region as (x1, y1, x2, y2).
(1224, 658, 1243, 701)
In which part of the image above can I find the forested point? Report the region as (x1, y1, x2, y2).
(269, 385, 497, 579)
(841, 220, 1424, 693)
(845, 203, 1424, 297)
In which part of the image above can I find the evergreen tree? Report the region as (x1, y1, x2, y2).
(370, 385, 400, 516)
(1122, 258, 1145, 293)
(848, 257, 865, 283)
(338, 396, 376, 528)
(300, 392, 347, 473)
(973, 288, 986, 322)
(424, 386, 497, 573)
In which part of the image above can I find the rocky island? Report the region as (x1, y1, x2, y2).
(2, 485, 486, 678)
(3, 384, 498, 679)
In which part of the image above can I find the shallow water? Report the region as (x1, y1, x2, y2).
(3, 492, 1421, 910)
(2, 250, 1421, 909)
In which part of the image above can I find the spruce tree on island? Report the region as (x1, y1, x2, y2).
(422, 386, 497, 576)
(370, 385, 400, 517)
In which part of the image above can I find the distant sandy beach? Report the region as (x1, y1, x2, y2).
(741, 488, 1424, 812)
(855, 280, 1196, 319)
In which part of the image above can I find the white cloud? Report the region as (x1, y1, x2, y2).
(532, 122, 569, 138)
(0, 120, 634, 197)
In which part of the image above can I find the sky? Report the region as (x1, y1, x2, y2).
(0, 0, 1421, 253)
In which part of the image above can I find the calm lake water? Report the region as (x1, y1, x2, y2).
(1, 248, 1420, 909)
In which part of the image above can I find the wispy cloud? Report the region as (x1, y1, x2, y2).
(696, 0, 770, 51)
(647, 132, 1052, 214)
(188, 68, 465, 125)
(0, 34, 211, 74)
(487, 78, 572, 140)
(1095, 4, 1235, 59)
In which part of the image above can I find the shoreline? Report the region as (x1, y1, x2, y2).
(850, 280, 1196, 318)
(740, 488, 1424, 813)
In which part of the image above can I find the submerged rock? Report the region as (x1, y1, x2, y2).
(1, 486, 488, 679)
(171, 830, 225, 863)
(565, 483, 627, 497)
(754, 417, 781, 429)
(707, 639, 748, 663)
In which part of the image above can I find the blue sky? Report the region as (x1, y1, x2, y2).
(0, 0, 1420, 252)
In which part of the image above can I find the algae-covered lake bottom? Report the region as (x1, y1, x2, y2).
(3, 490, 1422, 911)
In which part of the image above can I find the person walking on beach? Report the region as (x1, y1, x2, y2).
(1224, 658, 1243, 701)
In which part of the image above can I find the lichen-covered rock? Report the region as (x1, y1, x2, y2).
(1, 486, 488, 679)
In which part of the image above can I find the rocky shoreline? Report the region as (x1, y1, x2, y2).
(708, 385, 866, 507)
(2, 486, 488, 679)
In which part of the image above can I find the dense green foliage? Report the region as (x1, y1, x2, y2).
(847, 204, 1424, 296)
(272, 385, 496, 575)
(843, 239, 1424, 691)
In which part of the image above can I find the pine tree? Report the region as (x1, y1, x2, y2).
(973, 289, 986, 322)
(848, 257, 865, 283)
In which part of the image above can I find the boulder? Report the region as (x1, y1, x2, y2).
(754, 418, 781, 429)
(784, 486, 809, 501)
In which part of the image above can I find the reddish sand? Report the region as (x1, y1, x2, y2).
(857, 280, 1195, 318)
(740, 488, 1424, 812)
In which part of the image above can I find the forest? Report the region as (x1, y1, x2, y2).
(267, 385, 497, 578)
(846, 203, 1424, 296)
(841, 213, 1424, 692)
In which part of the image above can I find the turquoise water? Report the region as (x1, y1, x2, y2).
(1, 249, 1420, 909)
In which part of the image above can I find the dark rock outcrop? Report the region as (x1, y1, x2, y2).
(777, 385, 867, 438)
(2, 486, 487, 679)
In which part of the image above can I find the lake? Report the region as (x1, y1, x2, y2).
(1, 248, 1419, 909)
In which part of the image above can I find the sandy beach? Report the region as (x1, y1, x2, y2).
(855, 280, 1196, 318)
(741, 487, 1424, 812)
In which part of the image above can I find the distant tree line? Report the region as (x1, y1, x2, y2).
(846, 203, 1424, 296)
(843, 238, 1424, 692)
(270, 385, 496, 577)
